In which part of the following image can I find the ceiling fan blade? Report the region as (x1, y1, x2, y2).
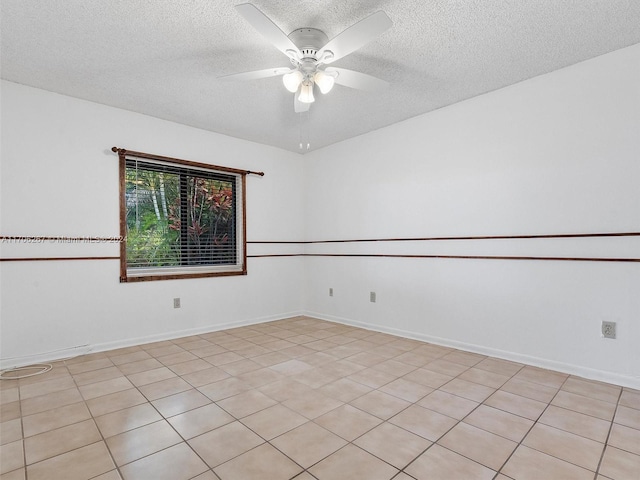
(235, 3, 301, 58)
(219, 67, 292, 81)
(294, 94, 310, 113)
(326, 67, 389, 91)
(317, 11, 392, 64)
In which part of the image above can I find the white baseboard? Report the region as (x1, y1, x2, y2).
(304, 310, 640, 390)
(0, 310, 304, 370)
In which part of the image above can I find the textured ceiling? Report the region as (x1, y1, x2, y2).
(2, 1, 640, 153)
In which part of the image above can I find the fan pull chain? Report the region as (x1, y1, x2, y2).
(299, 111, 310, 150)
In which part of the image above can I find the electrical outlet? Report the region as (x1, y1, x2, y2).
(601, 321, 616, 339)
(173, 298, 181, 309)
(370, 292, 376, 303)
(329, 288, 333, 297)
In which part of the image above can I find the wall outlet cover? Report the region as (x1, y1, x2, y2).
(601, 321, 616, 339)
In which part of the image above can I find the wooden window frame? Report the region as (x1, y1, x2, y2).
(116, 148, 251, 283)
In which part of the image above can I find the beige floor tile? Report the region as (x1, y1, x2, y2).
(189, 345, 228, 358)
(85, 388, 147, 417)
(354, 421, 431, 469)
(619, 389, 640, 409)
(417, 390, 479, 420)
(214, 443, 302, 480)
(181, 366, 230, 387)
(167, 359, 214, 376)
(405, 444, 495, 480)
(291, 368, 337, 388)
(315, 404, 382, 441)
(235, 368, 285, 388)
(204, 351, 245, 366)
(90, 470, 122, 480)
(463, 405, 534, 442)
(350, 390, 411, 420)
(151, 389, 211, 418)
(79, 377, 134, 401)
(403, 368, 454, 389)
(0, 440, 24, 474)
(241, 404, 308, 440)
(513, 366, 567, 389)
(390, 404, 457, 442)
(282, 390, 343, 419)
(0, 467, 26, 480)
(502, 445, 594, 480)
(189, 421, 264, 468)
(441, 351, 486, 367)
(145, 344, 186, 358)
(257, 378, 314, 402)
(371, 359, 416, 377)
(319, 378, 372, 402)
(216, 390, 277, 418)
(598, 445, 640, 480)
(552, 390, 617, 420)
(116, 358, 164, 375)
(348, 368, 397, 389)
(523, 423, 604, 471)
(66, 358, 114, 375)
(394, 350, 437, 367)
(484, 389, 547, 421)
(157, 350, 199, 366)
(440, 378, 495, 402)
(20, 388, 83, 416)
(138, 376, 192, 401)
(439, 422, 517, 471)
(0, 401, 21, 423)
(608, 423, 640, 456)
(458, 367, 511, 389)
(269, 359, 315, 376)
(126, 367, 176, 387)
(22, 402, 90, 437)
(19, 376, 76, 400)
(379, 378, 433, 403)
(0, 418, 23, 445)
(168, 403, 234, 439)
(561, 377, 621, 404)
(119, 442, 208, 480)
(614, 405, 640, 430)
(218, 359, 262, 375)
(95, 403, 162, 438)
(474, 358, 523, 377)
(109, 350, 152, 366)
(346, 351, 387, 367)
(423, 359, 470, 377)
(500, 377, 558, 403)
(26, 441, 114, 480)
(72, 366, 124, 386)
(309, 444, 398, 480)
(190, 471, 220, 480)
(539, 405, 610, 442)
(24, 419, 101, 464)
(105, 420, 182, 466)
(271, 422, 347, 468)
(252, 351, 291, 367)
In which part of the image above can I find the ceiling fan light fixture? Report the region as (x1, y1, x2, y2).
(298, 81, 315, 103)
(283, 70, 303, 93)
(314, 70, 336, 94)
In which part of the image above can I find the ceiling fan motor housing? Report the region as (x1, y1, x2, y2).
(288, 28, 329, 60)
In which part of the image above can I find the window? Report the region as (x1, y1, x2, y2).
(117, 149, 247, 282)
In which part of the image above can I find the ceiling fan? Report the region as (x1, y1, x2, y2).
(221, 3, 393, 113)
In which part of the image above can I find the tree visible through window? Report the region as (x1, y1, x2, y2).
(117, 150, 247, 282)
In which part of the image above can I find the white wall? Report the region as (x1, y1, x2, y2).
(2, 44, 639, 389)
(0, 81, 305, 366)
(303, 44, 640, 388)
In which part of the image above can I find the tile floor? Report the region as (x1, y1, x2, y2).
(1, 316, 639, 480)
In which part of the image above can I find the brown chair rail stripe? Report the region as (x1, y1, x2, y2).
(2, 233, 638, 263)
